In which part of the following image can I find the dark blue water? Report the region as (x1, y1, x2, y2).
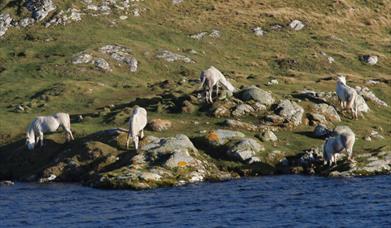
(1, 175, 391, 227)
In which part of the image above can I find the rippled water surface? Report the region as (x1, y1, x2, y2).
(1, 175, 391, 227)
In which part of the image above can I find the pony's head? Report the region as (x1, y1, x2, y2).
(337, 75, 346, 85)
(26, 133, 35, 150)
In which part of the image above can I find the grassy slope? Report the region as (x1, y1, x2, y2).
(0, 0, 390, 156)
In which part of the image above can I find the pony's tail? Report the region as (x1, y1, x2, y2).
(199, 72, 206, 90)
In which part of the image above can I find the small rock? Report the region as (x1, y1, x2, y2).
(94, 58, 111, 71)
(263, 114, 285, 125)
(252, 27, 264, 36)
(39, 174, 57, 183)
(0, 14, 13, 37)
(0, 180, 14, 186)
(266, 150, 287, 165)
(252, 102, 267, 113)
(328, 56, 335, 64)
(165, 150, 195, 168)
(172, 0, 184, 4)
(366, 80, 381, 85)
(181, 100, 196, 113)
(19, 18, 35, 28)
(307, 113, 328, 125)
(231, 104, 255, 117)
(270, 24, 283, 30)
(100, 45, 138, 72)
(26, 0, 56, 21)
(72, 52, 93, 64)
(206, 129, 245, 146)
(368, 130, 384, 140)
(289, 20, 305, 31)
(312, 103, 341, 122)
(119, 15, 128, 20)
(223, 119, 259, 132)
(355, 86, 388, 107)
(16, 104, 25, 112)
(313, 124, 330, 138)
(226, 138, 264, 163)
(139, 172, 161, 181)
(209, 29, 221, 38)
(267, 79, 278, 86)
(274, 99, 304, 127)
(156, 50, 193, 63)
(256, 130, 278, 142)
(236, 86, 275, 106)
(355, 94, 370, 113)
(189, 171, 205, 183)
(360, 55, 378, 65)
(190, 32, 208, 40)
(148, 119, 172, 132)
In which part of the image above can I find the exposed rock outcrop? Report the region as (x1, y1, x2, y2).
(274, 100, 304, 127)
(312, 103, 341, 122)
(100, 45, 138, 72)
(355, 86, 388, 107)
(26, 0, 56, 21)
(0, 14, 12, 37)
(156, 50, 193, 63)
(236, 86, 275, 106)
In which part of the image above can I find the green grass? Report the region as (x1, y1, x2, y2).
(0, 0, 390, 158)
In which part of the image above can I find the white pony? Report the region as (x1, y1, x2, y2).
(199, 66, 236, 103)
(26, 113, 74, 150)
(126, 106, 147, 150)
(323, 126, 355, 165)
(336, 75, 358, 119)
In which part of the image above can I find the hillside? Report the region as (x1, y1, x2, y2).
(0, 0, 390, 188)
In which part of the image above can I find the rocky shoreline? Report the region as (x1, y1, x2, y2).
(1, 81, 390, 190)
(1, 125, 390, 190)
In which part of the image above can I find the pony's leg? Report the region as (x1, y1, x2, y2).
(126, 132, 131, 149)
(140, 130, 144, 139)
(65, 129, 74, 141)
(35, 135, 40, 146)
(39, 132, 44, 147)
(69, 130, 74, 141)
(347, 145, 354, 161)
(133, 136, 139, 150)
(209, 86, 213, 103)
(216, 84, 219, 98)
(338, 98, 343, 109)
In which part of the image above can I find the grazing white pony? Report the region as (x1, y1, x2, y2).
(323, 126, 355, 165)
(199, 66, 236, 103)
(336, 75, 358, 119)
(126, 106, 147, 150)
(26, 113, 74, 150)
